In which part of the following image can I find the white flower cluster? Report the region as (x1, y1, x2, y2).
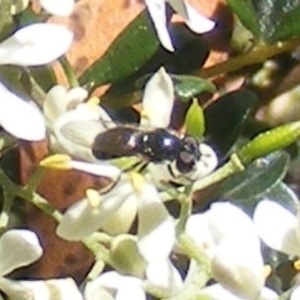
(39, 66, 300, 300)
(1, 1, 299, 300)
(0, 0, 75, 142)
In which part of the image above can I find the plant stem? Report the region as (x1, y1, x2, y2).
(196, 38, 300, 78)
(60, 56, 79, 87)
(192, 153, 245, 192)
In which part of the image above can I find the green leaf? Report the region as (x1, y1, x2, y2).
(226, 0, 260, 38)
(79, 10, 159, 88)
(218, 151, 289, 208)
(185, 99, 205, 138)
(227, 0, 300, 43)
(204, 89, 258, 157)
(172, 75, 215, 103)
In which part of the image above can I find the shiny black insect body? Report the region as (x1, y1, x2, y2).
(92, 126, 201, 174)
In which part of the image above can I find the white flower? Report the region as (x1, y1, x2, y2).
(144, 0, 215, 51)
(85, 271, 146, 300)
(38, 0, 75, 16)
(57, 173, 176, 259)
(0, 82, 45, 141)
(254, 199, 300, 256)
(44, 85, 114, 162)
(56, 174, 136, 240)
(0, 229, 82, 300)
(0, 23, 73, 66)
(186, 202, 265, 300)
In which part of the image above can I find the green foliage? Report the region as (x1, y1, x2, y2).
(227, 0, 300, 43)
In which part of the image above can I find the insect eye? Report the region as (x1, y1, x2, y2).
(182, 137, 201, 160)
(175, 136, 201, 173)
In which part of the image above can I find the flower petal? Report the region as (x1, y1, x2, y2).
(102, 195, 138, 235)
(140, 67, 174, 128)
(0, 229, 42, 276)
(137, 179, 175, 262)
(254, 200, 300, 256)
(145, 260, 183, 298)
(38, 0, 75, 16)
(56, 177, 134, 240)
(0, 277, 82, 300)
(198, 284, 245, 300)
(185, 213, 216, 257)
(43, 85, 69, 123)
(169, 0, 215, 34)
(85, 272, 145, 300)
(43, 85, 88, 124)
(198, 284, 278, 300)
(144, 0, 174, 51)
(205, 202, 258, 244)
(0, 23, 73, 66)
(291, 285, 300, 300)
(212, 236, 264, 300)
(69, 160, 122, 180)
(52, 104, 109, 161)
(0, 82, 45, 141)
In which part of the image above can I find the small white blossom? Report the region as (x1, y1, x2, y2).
(38, 0, 75, 16)
(0, 23, 73, 66)
(254, 199, 300, 257)
(144, 0, 215, 51)
(0, 229, 82, 300)
(56, 174, 135, 240)
(186, 202, 265, 300)
(0, 82, 45, 141)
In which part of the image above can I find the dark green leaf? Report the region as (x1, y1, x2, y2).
(27, 66, 56, 92)
(226, 0, 260, 38)
(204, 89, 258, 157)
(218, 151, 290, 207)
(172, 75, 215, 103)
(92, 25, 209, 109)
(79, 10, 159, 88)
(227, 0, 300, 43)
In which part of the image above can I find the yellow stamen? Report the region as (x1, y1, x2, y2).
(293, 259, 300, 271)
(86, 189, 101, 208)
(140, 109, 150, 121)
(130, 172, 146, 195)
(263, 265, 272, 279)
(39, 154, 72, 170)
(87, 96, 100, 105)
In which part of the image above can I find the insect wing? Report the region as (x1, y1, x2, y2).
(92, 126, 141, 160)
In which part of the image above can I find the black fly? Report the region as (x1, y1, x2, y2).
(91, 126, 201, 174)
